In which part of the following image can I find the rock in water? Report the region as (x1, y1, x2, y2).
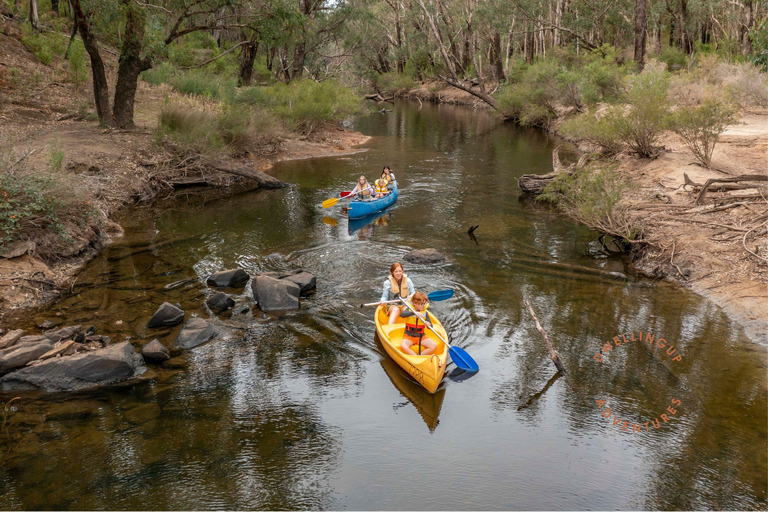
(0, 342, 54, 375)
(0, 330, 24, 350)
(0, 341, 146, 392)
(282, 271, 317, 295)
(43, 325, 82, 343)
(175, 317, 215, 350)
(403, 248, 446, 264)
(141, 339, 170, 362)
(251, 275, 300, 312)
(206, 269, 250, 288)
(148, 303, 185, 328)
(206, 293, 235, 312)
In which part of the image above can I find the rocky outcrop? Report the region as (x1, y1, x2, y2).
(141, 339, 170, 362)
(404, 248, 446, 264)
(279, 270, 317, 295)
(175, 317, 216, 350)
(206, 292, 235, 312)
(0, 341, 54, 375)
(251, 275, 300, 312)
(43, 325, 82, 343)
(148, 302, 185, 328)
(0, 329, 24, 350)
(0, 341, 146, 392)
(206, 269, 250, 288)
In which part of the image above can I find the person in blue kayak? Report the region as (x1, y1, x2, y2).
(400, 291, 438, 355)
(373, 177, 389, 198)
(351, 175, 374, 200)
(381, 166, 396, 191)
(381, 262, 415, 325)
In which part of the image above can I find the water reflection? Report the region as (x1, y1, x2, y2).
(0, 100, 765, 510)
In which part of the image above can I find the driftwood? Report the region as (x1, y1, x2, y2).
(208, 164, 288, 189)
(523, 300, 566, 374)
(682, 173, 768, 204)
(518, 146, 589, 195)
(364, 93, 395, 103)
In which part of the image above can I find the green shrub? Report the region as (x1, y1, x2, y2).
(659, 46, 688, 71)
(21, 29, 64, 65)
(749, 19, 768, 72)
(580, 56, 626, 104)
(667, 98, 736, 168)
(560, 111, 624, 155)
(170, 70, 236, 101)
(48, 140, 64, 172)
(235, 80, 361, 135)
(67, 40, 87, 89)
(611, 70, 670, 157)
(0, 171, 63, 249)
(496, 60, 581, 127)
(538, 165, 639, 242)
(141, 62, 177, 86)
(373, 72, 416, 94)
(158, 103, 283, 155)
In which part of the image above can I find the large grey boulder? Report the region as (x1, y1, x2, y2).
(282, 271, 317, 295)
(141, 339, 170, 362)
(175, 317, 215, 350)
(0, 330, 24, 350)
(148, 302, 185, 328)
(0, 341, 146, 392)
(206, 269, 249, 288)
(251, 275, 300, 312)
(206, 292, 235, 312)
(0, 342, 54, 375)
(403, 248, 446, 264)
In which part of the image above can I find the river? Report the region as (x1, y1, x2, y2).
(1, 100, 765, 510)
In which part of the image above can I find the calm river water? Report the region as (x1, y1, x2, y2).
(1, 101, 766, 510)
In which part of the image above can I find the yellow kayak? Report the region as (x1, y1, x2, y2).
(374, 304, 449, 394)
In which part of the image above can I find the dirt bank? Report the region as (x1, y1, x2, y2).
(0, 22, 370, 321)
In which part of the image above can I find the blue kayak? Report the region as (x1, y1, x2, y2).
(347, 182, 398, 220)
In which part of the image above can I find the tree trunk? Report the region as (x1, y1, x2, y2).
(651, 22, 661, 54)
(490, 30, 504, 80)
(525, 24, 535, 64)
(741, 0, 754, 54)
(112, 0, 151, 129)
(239, 41, 258, 86)
(291, 41, 306, 79)
(634, 0, 647, 70)
(71, 0, 113, 126)
(28, 0, 39, 29)
(51, 0, 58, 15)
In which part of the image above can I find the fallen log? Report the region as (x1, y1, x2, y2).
(518, 146, 587, 195)
(523, 300, 566, 374)
(693, 174, 768, 204)
(364, 93, 395, 102)
(208, 164, 288, 189)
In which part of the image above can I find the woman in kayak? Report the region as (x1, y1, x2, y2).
(380, 262, 415, 324)
(381, 166, 396, 191)
(400, 291, 438, 356)
(351, 176, 374, 200)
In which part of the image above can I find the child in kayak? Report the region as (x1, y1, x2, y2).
(373, 177, 389, 198)
(381, 166, 396, 191)
(400, 291, 438, 356)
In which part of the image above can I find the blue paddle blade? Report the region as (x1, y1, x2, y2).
(448, 345, 479, 373)
(427, 289, 454, 301)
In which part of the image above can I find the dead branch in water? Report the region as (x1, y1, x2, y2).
(523, 300, 566, 374)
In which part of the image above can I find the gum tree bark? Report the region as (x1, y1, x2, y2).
(70, 0, 114, 126)
(634, 0, 647, 70)
(112, 0, 152, 128)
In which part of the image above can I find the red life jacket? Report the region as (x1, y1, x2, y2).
(404, 305, 429, 339)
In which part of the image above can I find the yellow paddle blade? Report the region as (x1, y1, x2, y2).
(322, 197, 340, 208)
(322, 216, 338, 226)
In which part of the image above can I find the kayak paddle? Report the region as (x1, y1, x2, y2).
(398, 297, 478, 373)
(359, 289, 454, 308)
(321, 191, 355, 208)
